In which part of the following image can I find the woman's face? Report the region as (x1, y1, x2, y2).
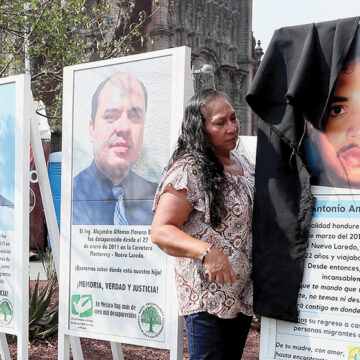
(203, 96, 239, 155)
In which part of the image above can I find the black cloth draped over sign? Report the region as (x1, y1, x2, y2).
(246, 17, 360, 323)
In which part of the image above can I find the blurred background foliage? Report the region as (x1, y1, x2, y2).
(0, 0, 168, 124)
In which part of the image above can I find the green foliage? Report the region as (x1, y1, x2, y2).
(0, 0, 169, 124)
(6, 272, 59, 344)
(141, 305, 161, 333)
(38, 247, 58, 286)
(0, 0, 96, 121)
(28, 274, 58, 343)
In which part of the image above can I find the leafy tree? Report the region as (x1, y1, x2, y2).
(141, 305, 161, 333)
(0, 0, 168, 125)
(0, 300, 12, 321)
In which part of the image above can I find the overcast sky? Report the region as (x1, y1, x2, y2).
(252, 0, 360, 51)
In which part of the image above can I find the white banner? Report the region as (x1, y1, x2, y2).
(0, 75, 30, 359)
(59, 47, 193, 354)
(261, 187, 360, 360)
(0, 231, 14, 329)
(69, 225, 168, 341)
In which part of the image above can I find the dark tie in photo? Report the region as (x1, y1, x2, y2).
(112, 186, 128, 225)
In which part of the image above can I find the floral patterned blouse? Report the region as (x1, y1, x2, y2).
(153, 150, 254, 319)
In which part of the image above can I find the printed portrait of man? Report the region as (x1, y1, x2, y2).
(305, 30, 360, 189)
(72, 72, 158, 225)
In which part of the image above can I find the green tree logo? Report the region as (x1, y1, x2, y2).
(138, 303, 164, 338)
(0, 299, 13, 325)
(141, 305, 161, 333)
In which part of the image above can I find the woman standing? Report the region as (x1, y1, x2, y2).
(151, 89, 254, 360)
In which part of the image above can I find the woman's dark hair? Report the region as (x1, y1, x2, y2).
(168, 89, 232, 228)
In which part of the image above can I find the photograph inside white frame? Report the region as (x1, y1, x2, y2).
(59, 47, 192, 353)
(0, 75, 30, 360)
(72, 55, 173, 184)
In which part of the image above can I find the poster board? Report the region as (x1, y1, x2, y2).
(0, 75, 30, 358)
(260, 187, 360, 360)
(258, 26, 360, 360)
(59, 47, 192, 354)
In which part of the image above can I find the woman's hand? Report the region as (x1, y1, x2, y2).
(204, 246, 236, 285)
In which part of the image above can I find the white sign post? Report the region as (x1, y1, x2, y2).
(259, 187, 360, 360)
(58, 47, 193, 360)
(0, 75, 30, 359)
(29, 97, 84, 360)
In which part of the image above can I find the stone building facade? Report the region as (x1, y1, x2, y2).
(84, 0, 261, 135)
(143, 0, 260, 135)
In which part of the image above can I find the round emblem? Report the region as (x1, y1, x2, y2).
(138, 303, 164, 338)
(0, 299, 13, 325)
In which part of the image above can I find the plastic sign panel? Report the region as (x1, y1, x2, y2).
(260, 187, 360, 360)
(0, 75, 30, 358)
(259, 27, 360, 360)
(59, 47, 192, 350)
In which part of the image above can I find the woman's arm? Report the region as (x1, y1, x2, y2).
(151, 186, 236, 284)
